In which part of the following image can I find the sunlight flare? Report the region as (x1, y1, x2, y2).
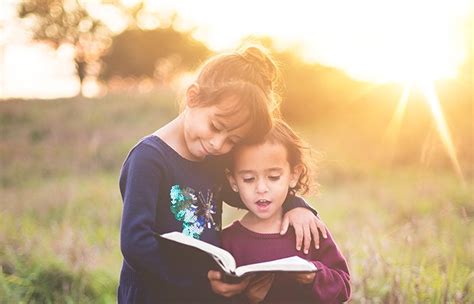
(384, 84, 412, 146)
(419, 82, 464, 183)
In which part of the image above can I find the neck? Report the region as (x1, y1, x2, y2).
(240, 208, 284, 234)
(154, 113, 194, 160)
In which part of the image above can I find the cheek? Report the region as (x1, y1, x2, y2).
(240, 188, 255, 204)
(236, 182, 253, 195)
(274, 180, 291, 196)
(192, 124, 211, 139)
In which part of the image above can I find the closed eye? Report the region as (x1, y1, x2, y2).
(269, 176, 280, 181)
(210, 122, 221, 132)
(243, 177, 255, 183)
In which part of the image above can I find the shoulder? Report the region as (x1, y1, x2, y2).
(130, 135, 169, 157)
(221, 221, 244, 250)
(222, 221, 241, 234)
(221, 221, 242, 240)
(123, 135, 170, 167)
(119, 135, 174, 185)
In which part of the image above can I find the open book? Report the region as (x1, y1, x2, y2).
(159, 231, 317, 278)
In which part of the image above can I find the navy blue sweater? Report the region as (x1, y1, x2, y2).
(118, 135, 316, 303)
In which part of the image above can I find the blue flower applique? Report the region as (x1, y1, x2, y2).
(170, 185, 218, 239)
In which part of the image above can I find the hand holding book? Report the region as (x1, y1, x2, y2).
(245, 273, 275, 303)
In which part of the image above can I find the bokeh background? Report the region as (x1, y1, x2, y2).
(1, 0, 473, 302)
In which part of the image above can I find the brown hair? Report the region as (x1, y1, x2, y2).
(190, 45, 281, 142)
(231, 119, 315, 195)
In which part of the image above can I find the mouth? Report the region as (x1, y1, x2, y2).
(200, 141, 210, 156)
(255, 199, 272, 210)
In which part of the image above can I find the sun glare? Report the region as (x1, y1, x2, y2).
(144, 0, 470, 85)
(300, 0, 469, 84)
(384, 84, 411, 150)
(419, 82, 465, 182)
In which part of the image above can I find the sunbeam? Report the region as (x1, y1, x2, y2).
(383, 84, 412, 159)
(419, 82, 465, 183)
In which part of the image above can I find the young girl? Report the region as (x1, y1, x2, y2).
(223, 119, 351, 303)
(118, 46, 327, 303)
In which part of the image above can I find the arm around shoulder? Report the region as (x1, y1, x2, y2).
(283, 195, 318, 216)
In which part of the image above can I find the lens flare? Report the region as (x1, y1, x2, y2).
(419, 82, 464, 183)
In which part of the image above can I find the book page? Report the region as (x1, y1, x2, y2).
(234, 256, 317, 277)
(160, 232, 237, 274)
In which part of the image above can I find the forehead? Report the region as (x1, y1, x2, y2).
(233, 142, 289, 171)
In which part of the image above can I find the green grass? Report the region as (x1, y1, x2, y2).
(1, 93, 472, 303)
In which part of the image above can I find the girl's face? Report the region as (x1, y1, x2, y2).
(227, 142, 301, 222)
(182, 96, 251, 161)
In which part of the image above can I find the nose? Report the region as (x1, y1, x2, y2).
(256, 179, 269, 194)
(209, 134, 226, 153)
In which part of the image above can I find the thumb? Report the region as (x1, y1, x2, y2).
(208, 270, 222, 281)
(280, 216, 290, 235)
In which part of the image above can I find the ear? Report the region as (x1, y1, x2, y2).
(289, 164, 303, 188)
(225, 169, 239, 192)
(185, 83, 200, 107)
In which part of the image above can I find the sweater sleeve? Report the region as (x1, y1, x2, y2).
(309, 231, 351, 303)
(119, 143, 195, 287)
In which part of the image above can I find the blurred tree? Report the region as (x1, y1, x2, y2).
(99, 28, 211, 83)
(18, 0, 111, 95)
(18, 0, 210, 92)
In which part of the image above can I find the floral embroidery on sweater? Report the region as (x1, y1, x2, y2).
(170, 184, 218, 239)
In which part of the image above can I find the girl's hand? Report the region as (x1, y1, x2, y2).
(281, 208, 328, 254)
(207, 270, 252, 298)
(245, 273, 275, 304)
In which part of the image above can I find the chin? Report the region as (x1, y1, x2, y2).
(254, 212, 275, 220)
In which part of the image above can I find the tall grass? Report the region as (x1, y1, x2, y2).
(1, 92, 472, 302)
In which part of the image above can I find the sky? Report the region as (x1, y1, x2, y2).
(0, 0, 472, 99)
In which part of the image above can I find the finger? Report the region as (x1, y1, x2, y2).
(310, 220, 320, 249)
(293, 224, 303, 251)
(303, 225, 311, 254)
(220, 278, 250, 297)
(316, 218, 328, 239)
(248, 275, 274, 298)
(264, 273, 275, 285)
(251, 273, 273, 286)
(233, 276, 252, 291)
(322, 225, 328, 239)
(294, 274, 303, 283)
(280, 215, 290, 235)
(296, 273, 315, 284)
(208, 270, 222, 281)
(251, 274, 269, 284)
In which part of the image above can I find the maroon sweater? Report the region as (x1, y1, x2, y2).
(222, 221, 351, 303)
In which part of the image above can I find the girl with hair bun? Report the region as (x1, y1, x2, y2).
(118, 45, 328, 303)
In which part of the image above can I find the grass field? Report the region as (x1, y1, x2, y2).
(1, 92, 472, 303)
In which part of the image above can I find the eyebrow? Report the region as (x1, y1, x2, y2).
(237, 169, 255, 175)
(267, 168, 284, 173)
(237, 168, 283, 175)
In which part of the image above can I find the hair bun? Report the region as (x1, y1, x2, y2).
(238, 46, 278, 91)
